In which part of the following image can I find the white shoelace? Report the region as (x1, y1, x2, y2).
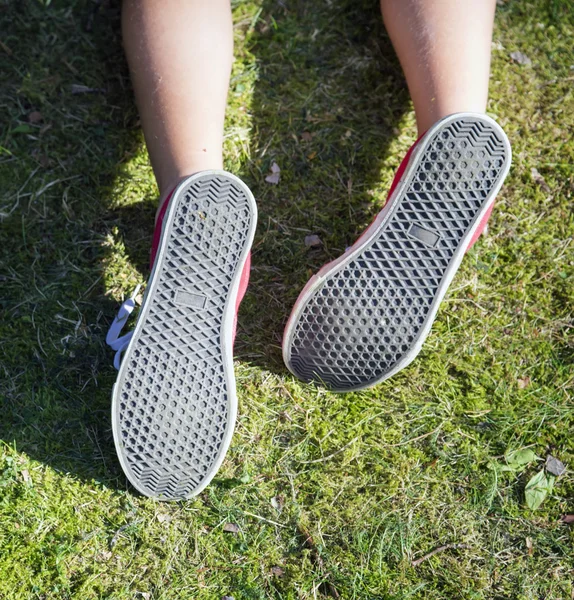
(106, 284, 142, 370)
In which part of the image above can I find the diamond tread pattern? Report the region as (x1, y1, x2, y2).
(114, 174, 254, 499)
(288, 117, 508, 391)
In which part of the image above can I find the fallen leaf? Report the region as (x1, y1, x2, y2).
(560, 514, 574, 524)
(307, 151, 317, 160)
(530, 168, 551, 193)
(517, 376, 531, 389)
(156, 513, 171, 524)
(97, 551, 113, 562)
(305, 234, 322, 248)
(265, 162, 280, 184)
(525, 470, 554, 510)
(270, 566, 284, 577)
(271, 495, 285, 511)
(21, 469, 31, 483)
(510, 51, 532, 65)
(301, 131, 313, 142)
(525, 537, 533, 556)
(265, 173, 279, 184)
(545, 455, 566, 477)
(223, 523, 240, 534)
(28, 111, 43, 124)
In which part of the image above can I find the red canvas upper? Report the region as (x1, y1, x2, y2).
(150, 188, 251, 345)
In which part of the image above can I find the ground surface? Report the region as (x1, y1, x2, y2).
(0, 0, 573, 598)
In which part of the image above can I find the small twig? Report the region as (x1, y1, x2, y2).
(242, 510, 286, 528)
(299, 526, 340, 599)
(299, 436, 359, 464)
(412, 543, 470, 567)
(385, 425, 442, 448)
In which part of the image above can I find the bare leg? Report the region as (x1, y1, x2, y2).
(122, 0, 233, 212)
(380, 0, 496, 135)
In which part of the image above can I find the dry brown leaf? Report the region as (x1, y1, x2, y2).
(510, 51, 532, 65)
(546, 455, 566, 477)
(301, 131, 313, 142)
(531, 168, 551, 193)
(28, 111, 43, 124)
(305, 234, 322, 248)
(270, 566, 284, 577)
(156, 513, 172, 524)
(223, 522, 240, 534)
(560, 514, 574, 524)
(517, 376, 531, 389)
(97, 551, 113, 562)
(525, 537, 533, 556)
(265, 162, 280, 184)
(271, 495, 285, 511)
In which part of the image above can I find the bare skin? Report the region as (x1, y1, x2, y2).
(380, 0, 496, 135)
(122, 0, 497, 214)
(122, 0, 233, 211)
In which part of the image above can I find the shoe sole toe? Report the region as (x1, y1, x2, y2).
(112, 171, 257, 499)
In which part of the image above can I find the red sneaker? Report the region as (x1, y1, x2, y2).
(107, 171, 257, 499)
(283, 113, 511, 392)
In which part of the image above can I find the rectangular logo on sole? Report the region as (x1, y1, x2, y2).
(407, 224, 441, 248)
(173, 290, 207, 309)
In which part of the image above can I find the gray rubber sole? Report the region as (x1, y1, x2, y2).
(111, 171, 257, 499)
(283, 113, 511, 392)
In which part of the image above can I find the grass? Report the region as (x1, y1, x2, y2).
(0, 0, 573, 598)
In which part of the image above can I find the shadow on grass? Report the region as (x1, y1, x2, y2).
(235, 0, 411, 373)
(1, 0, 140, 491)
(0, 0, 409, 491)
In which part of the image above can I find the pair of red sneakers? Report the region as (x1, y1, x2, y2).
(107, 113, 511, 499)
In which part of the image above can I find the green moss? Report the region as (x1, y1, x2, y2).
(0, 0, 572, 598)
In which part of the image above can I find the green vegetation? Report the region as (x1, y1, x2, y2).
(0, 0, 572, 598)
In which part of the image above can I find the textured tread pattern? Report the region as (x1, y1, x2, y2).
(113, 174, 255, 499)
(286, 116, 510, 391)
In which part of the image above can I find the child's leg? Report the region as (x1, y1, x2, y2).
(380, 0, 496, 135)
(122, 0, 233, 206)
(282, 0, 511, 391)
